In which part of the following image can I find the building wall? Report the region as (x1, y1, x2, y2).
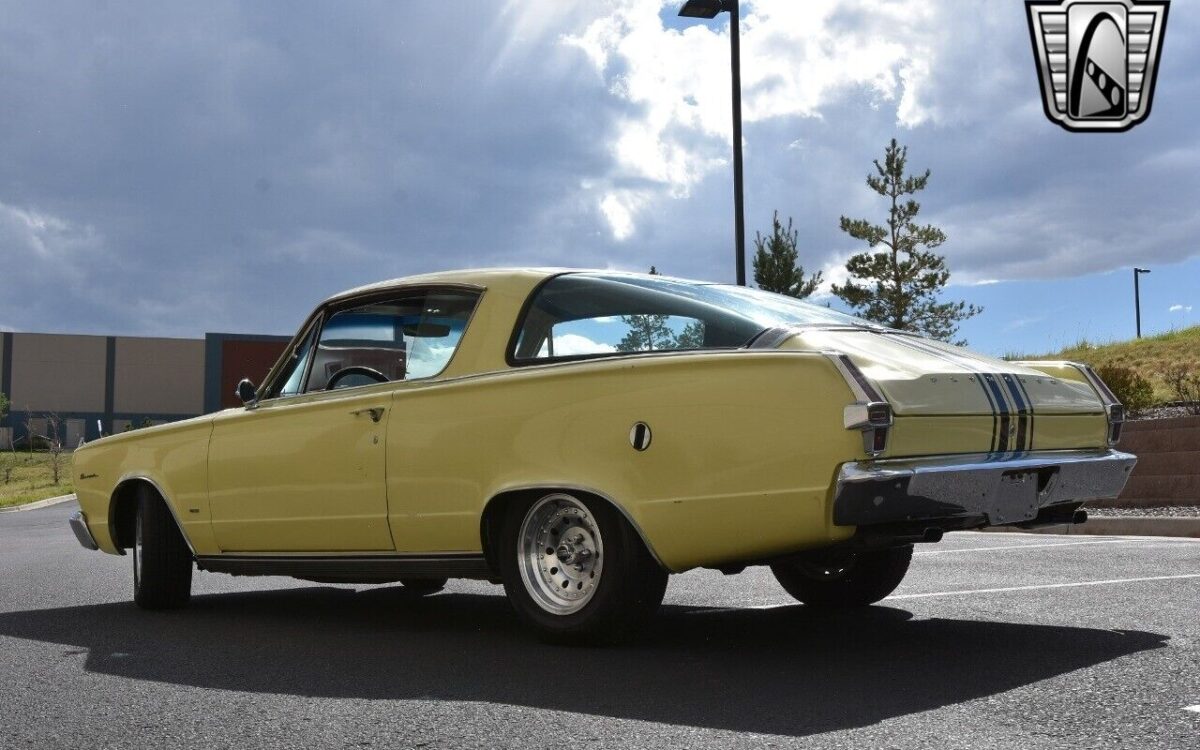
(0, 330, 288, 443)
(203, 333, 291, 413)
(10, 334, 107, 413)
(0, 333, 8, 447)
(114, 337, 205, 415)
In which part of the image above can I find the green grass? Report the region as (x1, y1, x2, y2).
(1008, 325, 1200, 402)
(0, 452, 74, 508)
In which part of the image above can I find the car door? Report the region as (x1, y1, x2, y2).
(206, 300, 400, 553)
(206, 287, 482, 553)
(208, 387, 394, 552)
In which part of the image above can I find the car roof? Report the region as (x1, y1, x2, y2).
(324, 267, 713, 304)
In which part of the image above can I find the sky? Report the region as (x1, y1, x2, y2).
(0, 0, 1196, 356)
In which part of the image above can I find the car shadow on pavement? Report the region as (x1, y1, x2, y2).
(0, 586, 1167, 737)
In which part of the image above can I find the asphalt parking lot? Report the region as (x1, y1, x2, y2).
(2, 502, 1197, 749)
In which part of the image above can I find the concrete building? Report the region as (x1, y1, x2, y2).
(0, 331, 288, 447)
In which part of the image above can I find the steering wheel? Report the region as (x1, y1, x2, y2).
(325, 365, 388, 390)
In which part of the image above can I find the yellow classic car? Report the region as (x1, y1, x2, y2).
(69, 269, 1135, 642)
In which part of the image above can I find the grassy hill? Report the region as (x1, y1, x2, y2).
(1011, 325, 1200, 403)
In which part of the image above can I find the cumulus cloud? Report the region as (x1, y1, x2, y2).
(541, 333, 617, 357)
(0, 0, 1197, 339)
(563, 0, 957, 239)
(1169, 304, 1193, 313)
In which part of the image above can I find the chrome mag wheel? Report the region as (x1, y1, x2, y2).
(517, 493, 604, 615)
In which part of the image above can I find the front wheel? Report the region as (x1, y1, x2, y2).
(500, 492, 667, 645)
(132, 487, 193, 610)
(770, 544, 913, 608)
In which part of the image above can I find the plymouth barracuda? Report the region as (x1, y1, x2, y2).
(69, 269, 1136, 642)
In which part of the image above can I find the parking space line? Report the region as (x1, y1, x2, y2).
(1184, 705, 1200, 714)
(953, 531, 1200, 543)
(886, 573, 1200, 600)
(916, 540, 1138, 555)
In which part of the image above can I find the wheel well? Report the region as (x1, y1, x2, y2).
(109, 479, 159, 552)
(479, 487, 666, 575)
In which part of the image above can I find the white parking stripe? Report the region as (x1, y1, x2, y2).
(953, 531, 1200, 543)
(886, 573, 1200, 600)
(916, 539, 1138, 555)
(1183, 705, 1200, 714)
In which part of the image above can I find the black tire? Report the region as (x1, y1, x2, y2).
(399, 578, 447, 596)
(500, 493, 667, 645)
(770, 544, 913, 608)
(132, 486, 193, 610)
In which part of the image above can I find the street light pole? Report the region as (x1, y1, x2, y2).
(679, 0, 746, 286)
(1133, 267, 1151, 338)
(727, 1, 746, 286)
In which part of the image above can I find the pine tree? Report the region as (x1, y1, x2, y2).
(675, 321, 706, 349)
(618, 266, 672, 352)
(832, 138, 981, 343)
(752, 212, 823, 298)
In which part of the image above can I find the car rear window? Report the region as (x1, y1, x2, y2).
(511, 273, 880, 363)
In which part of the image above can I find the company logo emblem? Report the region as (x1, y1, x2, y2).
(1026, 0, 1169, 132)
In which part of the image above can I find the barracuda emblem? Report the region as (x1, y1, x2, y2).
(1026, 0, 1169, 132)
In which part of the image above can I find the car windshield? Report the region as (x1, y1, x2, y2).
(511, 272, 882, 361)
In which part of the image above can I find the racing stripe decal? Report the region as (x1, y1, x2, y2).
(982, 373, 1013, 453)
(1009, 373, 1036, 452)
(883, 334, 1001, 452)
(886, 334, 1037, 454)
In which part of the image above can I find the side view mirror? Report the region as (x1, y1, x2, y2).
(235, 378, 258, 407)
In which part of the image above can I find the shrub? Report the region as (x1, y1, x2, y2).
(1094, 365, 1155, 415)
(1163, 364, 1200, 415)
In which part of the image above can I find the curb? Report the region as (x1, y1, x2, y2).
(985, 516, 1200, 539)
(0, 493, 78, 513)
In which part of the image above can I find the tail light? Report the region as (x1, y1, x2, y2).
(1074, 364, 1125, 446)
(824, 351, 893, 458)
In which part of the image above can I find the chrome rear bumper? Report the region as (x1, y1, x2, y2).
(68, 511, 99, 551)
(834, 449, 1137, 527)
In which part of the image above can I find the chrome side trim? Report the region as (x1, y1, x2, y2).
(68, 511, 99, 551)
(196, 553, 491, 579)
(834, 449, 1137, 527)
(111, 474, 198, 557)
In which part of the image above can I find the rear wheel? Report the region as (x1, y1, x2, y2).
(500, 492, 667, 644)
(399, 578, 447, 596)
(132, 487, 193, 610)
(770, 545, 913, 608)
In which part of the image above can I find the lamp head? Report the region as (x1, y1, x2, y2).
(678, 0, 728, 19)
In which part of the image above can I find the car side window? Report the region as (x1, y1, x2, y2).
(512, 274, 760, 361)
(304, 290, 479, 392)
(536, 316, 706, 357)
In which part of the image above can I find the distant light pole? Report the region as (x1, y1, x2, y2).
(678, 0, 746, 286)
(1134, 267, 1151, 338)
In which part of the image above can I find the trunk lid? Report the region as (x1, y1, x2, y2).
(777, 328, 1104, 417)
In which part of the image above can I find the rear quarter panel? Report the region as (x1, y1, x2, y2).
(385, 351, 863, 571)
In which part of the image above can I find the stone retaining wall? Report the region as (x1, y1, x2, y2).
(1092, 415, 1200, 508)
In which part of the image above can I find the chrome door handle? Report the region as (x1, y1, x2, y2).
(350, 407, 385, 423)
